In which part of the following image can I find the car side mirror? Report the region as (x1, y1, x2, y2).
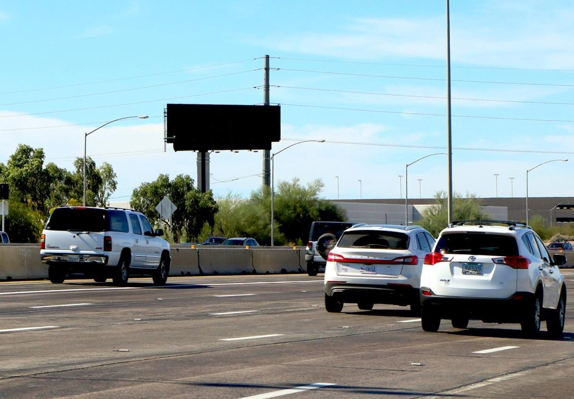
(154, 229, 164, 237)
(553, 254, 566, 266)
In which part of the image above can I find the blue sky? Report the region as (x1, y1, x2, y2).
(1, 0, 573, 203)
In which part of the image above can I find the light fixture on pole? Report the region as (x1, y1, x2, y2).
(358, 179, 362, 199)
(271, 140, 325, 246)
(494, 173, 499, 197)
(83, 115, 148, 206)
(510, 177, 514, 198)
(526, 159, 567, 225)
(405, 153, 445, 225)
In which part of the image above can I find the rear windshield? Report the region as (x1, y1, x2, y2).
(309, 222, 354, 241)
(46, 208, 107, 232)
(223, 239, 244, 245)
(338, 230, 409, 250)
(435, 233, 519, 256)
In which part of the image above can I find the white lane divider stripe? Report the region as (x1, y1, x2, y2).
(0, 326, 60, 334)
(239, 383, 335, 398)
(398, 319, 421, 323)
(426, 371, 530, 399)
(473, 346, 520, 354)
(210, 310, 258, 316)
(214, 294, 256, 297)
(220, 334, 284, 341)
(0, 287, 137, 296)
(30, 303, 92, 309)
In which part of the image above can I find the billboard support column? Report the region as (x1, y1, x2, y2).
(262, 54, 271, 188)
(196, 151, 210, 193)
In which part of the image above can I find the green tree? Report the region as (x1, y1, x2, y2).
(4, 199, 43, 243)
(130, 174, 218, 243)
(417, 191, 491, 237)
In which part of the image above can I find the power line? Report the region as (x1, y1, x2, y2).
(278, 68, 574, 88)
(278, 85, 574, 106)
(277, 56, 574, 72)
(0, 59, 257, 96)
(281, 103, 574, 123)
(0, 70, 257, 107)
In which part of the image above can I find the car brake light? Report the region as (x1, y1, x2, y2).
(421, 287, 434, 296)
(40, 234, 45, 250)
(327, 252, 344, 262)
(104, 236, 112, 252)
(306, 241, 312, 250)
(424, 252, 447, 265)
(503, 256, 530, 269)
(392, 256, 418, 265)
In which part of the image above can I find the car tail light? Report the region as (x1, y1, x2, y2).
(306, 241, 312, 250)
(424, 252, 447, 265)
(503, 256, 530, 269)
(421, 287, 434, 296)
(327, 252, 344, 262)
(40, 234, 45, 250)
(104, 236, 112, 252)
(392, 256, 418, 265)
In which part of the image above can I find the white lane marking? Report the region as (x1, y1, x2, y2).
(199, 281, 320, 287)
(427, 371, 530, 398)
(210, 310, 258, 316)
(398, 318, 422, 323)
(30, 303, 92, 309)
(213, 294, 256, 298)
(473, 346, 520, 354)
(0, 287, 137, 296)
(239, 383, 335, 398)
(220, 334, 284, 341)
(0, 326, 60, 334)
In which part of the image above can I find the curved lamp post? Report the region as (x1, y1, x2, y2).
(405, 153, 445, 225)
(271, 140, 325, 246)
(83, 115, 148, 205)
(526, 159, 567, 225)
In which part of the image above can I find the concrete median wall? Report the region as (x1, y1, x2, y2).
(0, 245, 308, 280)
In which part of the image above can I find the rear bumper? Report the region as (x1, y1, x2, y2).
(420, 291, 535, 322)
(325, 282, 418, 306)
(42, 253, 109, 271)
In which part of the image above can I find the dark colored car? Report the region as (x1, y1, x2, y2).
(221, 237, 259, 247)
(199, 237, 226, 245)
(547, 241, 573, 250)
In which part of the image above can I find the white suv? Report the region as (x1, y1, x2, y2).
(420, 221, 567, 337)
(40, 207, 171, 286)
(324, 225, 435, 314)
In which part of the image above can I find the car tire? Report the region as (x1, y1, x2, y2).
(112, 256, 129, 286)
(521, 293, 542, 336)
(48, 265, 66, 284)
(451, 313, 469, 329)
(307, 262, 318, 277)
(358, 301, 374, 310)
(93, 273, 107, 283)
(547, 290, 566, 338)
(152, 255, 170, 285)
(421, 305, 441, 332)
(410, 299, 422, 316)
(325, 294, 344, 313)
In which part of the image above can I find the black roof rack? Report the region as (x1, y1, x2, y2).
(450, 220, 530, 229)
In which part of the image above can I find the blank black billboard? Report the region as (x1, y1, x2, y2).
(166, 104, 281, 151)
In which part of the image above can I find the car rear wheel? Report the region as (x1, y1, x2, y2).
(421, 305, 441, 332)
(152, 256, 170, 285)
(93, 272, 107, 283)
(358, 301, 374, 310)
(410, 299, 422, 316)
(325, 294, 343, 313)
(521, 293, 542, 336)
(547, 290, 566, 338)
(112, 256, 129, 286)
(48, 265, 66, 284)
(307, 262, 318, 276)
(451, 313, 469, 329)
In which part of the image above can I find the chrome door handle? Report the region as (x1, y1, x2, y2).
(135, 239, 139, 243)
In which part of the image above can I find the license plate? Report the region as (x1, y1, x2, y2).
(360, 265, 376, 274)
(67, 255, 80, 262)
(462, 262, 482, 275)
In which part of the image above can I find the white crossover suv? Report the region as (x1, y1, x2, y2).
(40, 207, 171, 286)
(420, 221, 567, 337)
(324, 224, 435, 314)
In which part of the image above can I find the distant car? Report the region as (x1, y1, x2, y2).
(547, 241, 573, 250)
(305, 221, 356, 276)
(0, 231, 9, 243)
(221, 237, 259, 247)
(199, 237, 226, 245)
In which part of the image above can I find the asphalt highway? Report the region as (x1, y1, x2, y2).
(1, 271, 573, 398)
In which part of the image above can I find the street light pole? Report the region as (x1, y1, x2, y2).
(358, 179, 362, 199)
(405, 153, 445, 226)
(83, 115, 148, 206)
(271, 140, 325, 246)
(418, 179, 422, 199)
(510, 177, 514, 198)
(398, 175, 403, 199)
(526, 159, 568, 225)
(494, 173, 499, 197)
(335, 176, 340, 200)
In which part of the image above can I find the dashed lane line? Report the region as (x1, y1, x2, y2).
(0, 287, 137, 296)
(220, 334, 284, 342)
(214, 294, 256, 298)
(0, 326, 60, 334)
(210, 310, 258, 316)
(239, 383, 335, 399)
(398, 319, 422, 323)
(30, 303, 92, 309)
(473, 346, 520, 354)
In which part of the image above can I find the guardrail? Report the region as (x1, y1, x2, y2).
(0, 245, 308, 281)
